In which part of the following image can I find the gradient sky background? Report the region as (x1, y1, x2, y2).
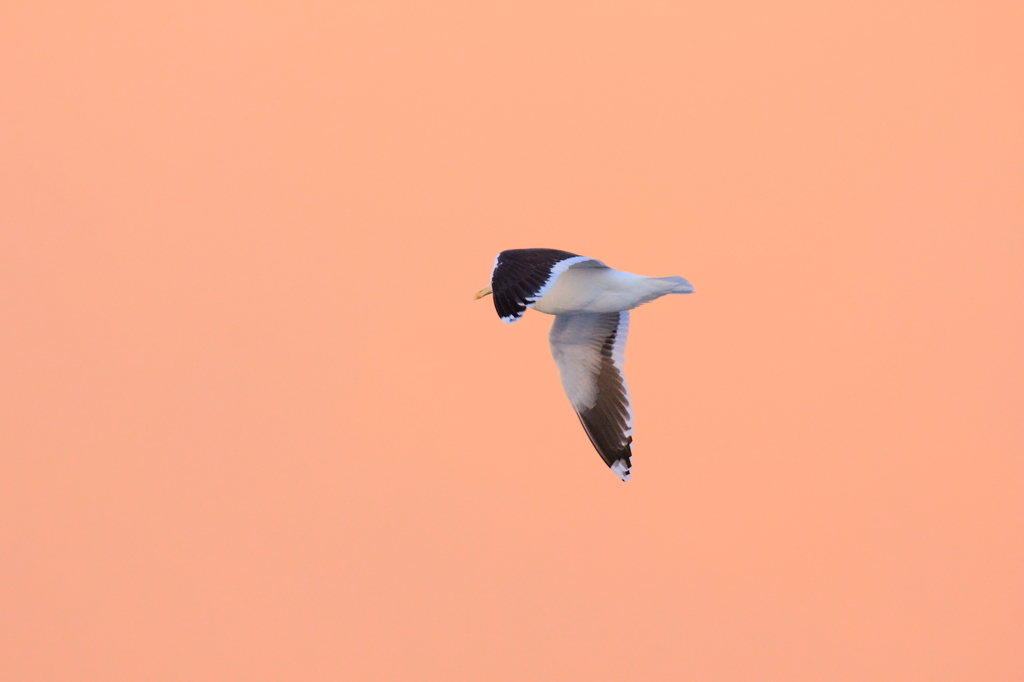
(2, 3, 1022, 680)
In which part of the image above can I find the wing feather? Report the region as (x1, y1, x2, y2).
(548, 311, 634, 481)
(490, 249, 603, 323)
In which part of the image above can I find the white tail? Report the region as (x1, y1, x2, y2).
(658, 276, 694, 294)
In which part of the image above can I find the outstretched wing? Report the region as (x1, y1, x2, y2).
(548, 311, 634, 481)
(490, 248, 603, 323)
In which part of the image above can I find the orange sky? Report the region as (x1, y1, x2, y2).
(2, 3, 1022, 680)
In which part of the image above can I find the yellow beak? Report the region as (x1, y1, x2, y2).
(474, 285, 493, 300)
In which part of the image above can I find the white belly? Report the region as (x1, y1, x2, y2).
(533, 267, 676, 314)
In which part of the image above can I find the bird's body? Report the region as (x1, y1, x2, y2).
(533, 264, 692, 315)
(476, 248, 694, 482)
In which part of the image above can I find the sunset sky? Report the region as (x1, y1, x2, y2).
(2, 3, 1022, 680)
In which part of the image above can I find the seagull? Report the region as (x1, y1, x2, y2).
(475, 248, 694, 481)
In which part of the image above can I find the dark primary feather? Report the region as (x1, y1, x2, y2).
(490, 248, 581, 321)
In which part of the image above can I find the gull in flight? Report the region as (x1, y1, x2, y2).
(475, 248, 694, 481)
